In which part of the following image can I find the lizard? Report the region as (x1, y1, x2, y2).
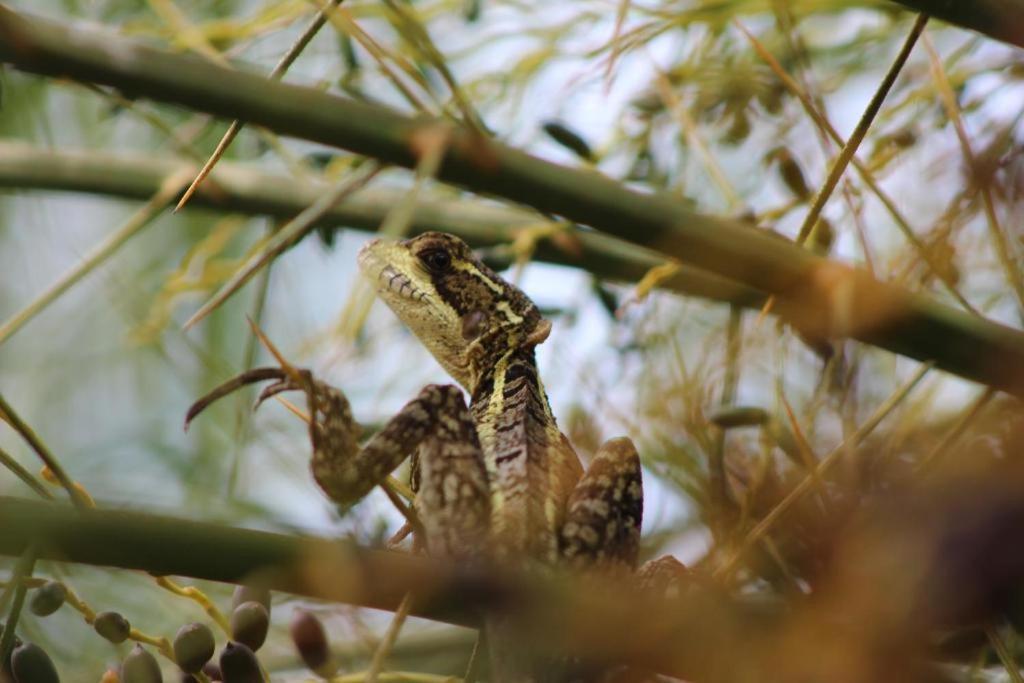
(186, 232, 669, 680)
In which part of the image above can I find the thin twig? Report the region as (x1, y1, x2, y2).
(916, 386, 996, 472)
(175, 0, 346, 211)
(770, 5, 877, 275)
(986, 624, 1024, 683)
(381, 0, 487, 134)
(715, 361, 934, 581)
(923, 32, 1024, 315)
(603, 0, 632, 93)
(735, 18, 978, 315)
(651, 66, 741, 210)
(366, 593, 415, 683)
(382, 484, 426, 542)
(778, 391, 827, 501)
(84, 83, 209, 162)
(145, 0, 227, 64)
(0, 394, 90, 508)
(709, 307, 742, 538)
(227, 233, 277, 497)
(794, 13, 928, 245)
(312, 0, 433, 112)
(0, 545, 36, 664)
(0, 169, 193, 346)
(183, 163, 381, 330)
(154, 576, 232, 636)
(0, 445, 54, 500)
(463, 630, 486, 683)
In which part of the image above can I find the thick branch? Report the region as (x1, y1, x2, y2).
(889, 0, 1024, 48)
(2, 8, 1024, 396)
(0, 496, 765, 681)
(0, 142, 764, 308)
(0, 484, 1016, 683)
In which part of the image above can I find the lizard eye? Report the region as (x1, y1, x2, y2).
(419, 249, 452, 273)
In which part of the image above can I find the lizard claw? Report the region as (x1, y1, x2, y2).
(253, 369, 316, 410)
(184, 366, 287, 431)
(254, 380, 291, 409)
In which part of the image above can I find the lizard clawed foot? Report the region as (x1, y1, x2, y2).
(184, 363, 339, 434)
(253, 368, 317, 410)
(184, 317, 346, 434)
(184, 366, 289, 431)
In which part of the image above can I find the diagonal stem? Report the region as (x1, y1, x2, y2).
(182, 162, 381, 330)
(0, 545, 36, 664)
(0, 445, 53, 500)
(5, 9, 1024, 396)
(175, 0, 346, 212)
(0, 394, 91, 509)
(366, 593, 414, 683)
(923, 32, 1024, 316)
(794, 13, 929, 246)
(715, 361, 934, 582)
(916, 386, 996, 472)
(0, 169, 192, 346)
(736, 18, 977, 315)
(986, 624, 1024, 683)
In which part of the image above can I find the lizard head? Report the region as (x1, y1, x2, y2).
(358, 232, 551, 390)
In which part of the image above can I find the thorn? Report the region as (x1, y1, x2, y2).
(245, 316, 304, 384)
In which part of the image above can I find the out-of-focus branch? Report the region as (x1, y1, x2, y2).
(0, 495, 767, 681)
(0, 142, 763, 308)
(3, 8, 1024, 397)
(2, 467, 1023, 683)
(889, 0, 1024, 48)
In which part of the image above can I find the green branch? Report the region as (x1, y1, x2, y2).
(2, 8, 1024, 396)
(0, 490, 1018, 680)
(889, 0, 1024, 48)
(0, 142, 763, 309)
(0, 496, 763, 682)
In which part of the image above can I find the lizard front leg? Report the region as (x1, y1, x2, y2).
(557, 438, 690, 683)
(559, 436, 644, 573)
(187, 368, 490, 557)
(409, 384, 490, 559)
(558, 436, 690, 584)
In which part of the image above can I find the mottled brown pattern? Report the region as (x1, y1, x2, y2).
(187, 232, 688, 683)
(358, 232, 551, 390)
(359, 232, 587, 563)
(414, 385, 490, 559)
(559, 437, 643, 572)
(635, 555, 692, 598)
(472, 350, 582, 561)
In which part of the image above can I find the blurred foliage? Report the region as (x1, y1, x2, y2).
(1, 0, 1024, 680)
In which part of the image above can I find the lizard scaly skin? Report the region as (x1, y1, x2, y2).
(188, 232, 672, 680)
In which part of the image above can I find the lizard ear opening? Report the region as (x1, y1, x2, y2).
(461, 310, 489, 341)
(524, 318, 552, 347)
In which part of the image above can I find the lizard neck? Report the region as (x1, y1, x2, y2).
(470, 348, 581, 560)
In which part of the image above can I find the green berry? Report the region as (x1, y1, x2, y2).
(94, 611, 131, 644)
(10, 642, 60, 683)
(229, 602, 269, 652)
(230, 585, 270, 614)
(173, 623, 215, 674)
(219, 641, 261, 683)
(29, 581, 67, 617)
(290, 609, 330, 671)
(121, 644, 162, 683)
